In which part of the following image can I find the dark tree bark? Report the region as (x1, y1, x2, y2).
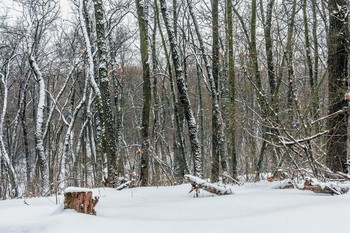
(20, 80, 31, 191)
(154, 0, 188, 183)
(326, 0, 349, 173)
(160, 0, 202, 177)
(249, 0, 269, 178)
(285, 0, 298, 109)
(93, 0, 118, 186)
(302, 0, 316, 118)
(135, 0, 152, 186)
(260, 0, 276, 104)
(186, 0, 227, 182)
(226, 0, 237, 178)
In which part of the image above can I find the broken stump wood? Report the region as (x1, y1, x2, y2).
(302, 178, 349, 195)
(64, 187, 99, 215)
(184, 175, 232, 197)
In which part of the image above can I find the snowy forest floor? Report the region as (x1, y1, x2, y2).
(1, 181, 350, 233)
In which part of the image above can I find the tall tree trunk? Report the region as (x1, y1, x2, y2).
(211, 0, 227, 182)
(21, 86, 31, 191)
(226, 0, 237, 178)
(250, 0, 268, 178)
(79, 0, 105, 186)
(326, 0, 349, 173)
(28, 47, 49, 195)
(113, 73, 124, 179)
(311, 0, 320, 121)
(0, 60, 19, 197)
(285, 0, 297, 109)
(187, 0, 227, 182)
(151, 10, 162, 185)
(136, 0, 152, 186)
(92, 0, 117, 186)
(160, 0, 202, 177)
(261, 0, 276, 105)
(155, 0, 188, 182)
(302, 0, 316, 118)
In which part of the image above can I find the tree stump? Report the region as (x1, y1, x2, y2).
(64, 187, 99, 215)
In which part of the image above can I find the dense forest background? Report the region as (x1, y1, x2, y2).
(0, 0, 349, 199)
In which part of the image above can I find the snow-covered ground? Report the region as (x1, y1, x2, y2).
(1, 181, 349, 233)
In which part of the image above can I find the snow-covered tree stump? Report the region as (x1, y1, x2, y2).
(64, 187, 99, 215)
(184, 175, 232, 197)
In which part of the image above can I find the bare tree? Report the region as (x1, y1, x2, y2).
(187, 0, 227, 182)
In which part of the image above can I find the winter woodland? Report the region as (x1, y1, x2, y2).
(0, 0, 349, 199)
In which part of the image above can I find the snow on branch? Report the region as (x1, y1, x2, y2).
(184, 175, 232, 197)
(301, 178, 349, 195)
(279, 130, 329, 146)
(116, 180, 135, 191)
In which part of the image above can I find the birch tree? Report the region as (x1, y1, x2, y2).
(78, 0, 105, 185)
(26, 1, 60, 193)
(0, 47, 18, 197)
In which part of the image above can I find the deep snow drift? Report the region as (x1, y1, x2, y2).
(1, 181, 349, 233)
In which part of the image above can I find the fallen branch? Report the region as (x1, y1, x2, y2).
(280, 180, 295, 189)
(222, 172, 242, 186)
(302, 178, 349, 195)
(336, 172, 350, 181)
(267, 169, 288, 182)
(184, 175, 232, 197)
(116, 180, 135, 191)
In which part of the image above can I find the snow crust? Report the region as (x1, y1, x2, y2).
(1, 182, 350, 233)
(64, 187, 92, 193)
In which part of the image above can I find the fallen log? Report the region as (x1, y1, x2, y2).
(302, 178, 349, 195)
(267, 169, 288, 182)
(184, 175, 232, 197)
(64, 187, 99, 215)
(116, 180, 136, 191)
(280, 180, 295, 189)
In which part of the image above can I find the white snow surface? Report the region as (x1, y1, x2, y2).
(64, 187, 93, 193)
(1, 181, 350, 233)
